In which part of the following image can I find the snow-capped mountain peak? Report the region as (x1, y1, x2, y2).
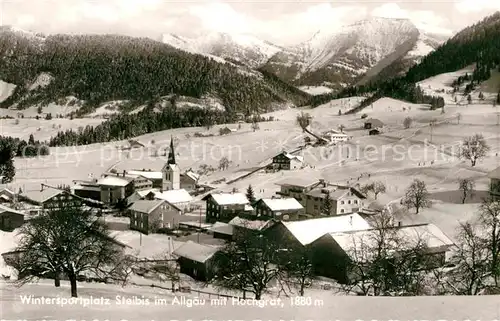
(161, 31, 282, 67)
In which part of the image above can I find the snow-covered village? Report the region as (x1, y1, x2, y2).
(1, 1, 500, 320)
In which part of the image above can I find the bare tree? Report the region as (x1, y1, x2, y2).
(15, 201, 125, 297)
(251, 119, 260, 132)
(478, 198, 500, 286)
(458, 178, 475, 204)
(403, 117, 413, 129)
(296, 112, 312, 132)
(361, 181, 386, 200)
(338, 124, 346, 133)
(211, 227, 284, 300)
(402, 179, 430, 214)
(219, 157, 230, 171)
(459, 134, 490, 167)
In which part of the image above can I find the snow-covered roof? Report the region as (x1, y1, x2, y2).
(97, 176, 131, 187)
(154, 189, 192, 204)
(208, 222, 234, 235)
(129, 200, 165, 215)
(20, 188, 63, 204)
(488, 166, 500, 179)
(229, 216, 273, 231)
(136, 188, 159, 198)
(0, 204, 25, 216)
(128, 170, 163, 180)
(259, 198, 303, 211)
(203, 192, 249, 206)
(173, 240, 220, 263)
(330, 223, 455, 258)
(279, 152, 304, 163)
(282, 213, 371, 246)
(182, 171, 200, 182)
(275, 177, 320, 188)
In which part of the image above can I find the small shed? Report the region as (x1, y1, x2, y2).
(0, 204, 24, 231)
(173, 241, 221, 281)
(207, 222, 233, 241)
(364, 118, 384, 130)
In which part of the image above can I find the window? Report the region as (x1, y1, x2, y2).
(340, 209, 345, 213)
(341, 200, 344, 205)
(348, 200, 351, 204)
(354, 200, 358, 204)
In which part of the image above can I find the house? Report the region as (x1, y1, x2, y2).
(253, 198, 304, 221)
(488, 166, 500, 200)
(96, 173, 135, 204)
(275, 177, 323, 206)
(202, 192, 254, 223)
(127, 170, 163, 189)
(162, 137, 181, 191)
(71, 180, 101, 201)
(309, 223, 455, 284)
(154, 189, 193, 212)
(272, 152, 304, 170)
(304, 183, 367, 216)
(0, 204, 24, 231)
(369, 129, 380, 135)
(173, 241, 221, 281)
(128, 139, 145, 149)
(180, 171, 199, 192)
(323, 130, 349, 144)
(364, 118, 384, 130)
(19, 186, 81, 213)
(207, 222, 233, 241)
(264, 213, 371, 249)
(129, 199, 182, 234)
(0, 188, 15, 203)
(228, 216, 274, 240)
(126, 188, 159, 206)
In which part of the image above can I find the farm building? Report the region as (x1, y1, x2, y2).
(19, 186, 81, 214)
(126, 188, 159, 206)
(0, 188, 15, 203)
(202, 192, 253, 223)
(207, 222, 233, 241)
(180, 171, 200, 192)
(275, 178, 323, 205)
(228, 216, 274, 240)
(97, 174, 135, 204)
(173, 241, 221, 281)
(364, 118, 384, 130)
(0, 204, 24, 231)
(272, 152, 304, 170)
(129, 199, 182, 234)
(369, 129, 380, 135)
(309, 223, 455, 283)
(323, 130, 349, 144)
(253, 197, 304, 221)
(127, 170, 163, 189)
(264, 213, 371, 248)
(71, 180, 102, 202)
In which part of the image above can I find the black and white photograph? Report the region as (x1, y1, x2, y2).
(1, 0, 500, 320)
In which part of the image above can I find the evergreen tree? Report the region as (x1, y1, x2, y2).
(467, 94, 472, 104)
(321, 193, 333, 215)
(28, 134, 35, 145)
(479, 92, 485, 100)
(497, 91, 500, 104)
(245, 185, 256, 205)
(0, 140, 16, 183)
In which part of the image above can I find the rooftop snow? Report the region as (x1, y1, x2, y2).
(96, 176, 131, 187)
(260, 198, 303, 211)
(207, 222, 234, 235)
(0, 204, 25, 216)
(136, 188, 160, 198)
(282, 213, 371, 245)
(128, 200, 165, 215)
(128, 170, 163, 180)
(20, 188, 62, 204)
(154, 189, 192, 204)
(330, 223, 455, 258)
(275, 177, 320, 188)
(205, 193, 249, 206)
(173, 240, 220, 263)
(228, 217, 273, 231)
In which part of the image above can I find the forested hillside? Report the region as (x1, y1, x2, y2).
(0, 30, 310, 115)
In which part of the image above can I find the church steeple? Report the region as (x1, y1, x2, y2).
(167, 136, 176, 165)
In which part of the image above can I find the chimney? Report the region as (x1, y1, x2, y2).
(398, 221, 402, 227)
(123, 170, 126, 177)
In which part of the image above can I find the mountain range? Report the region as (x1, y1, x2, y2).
(161, 17, 451, 91)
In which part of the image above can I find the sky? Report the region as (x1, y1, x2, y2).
(1, 0, 500, 46)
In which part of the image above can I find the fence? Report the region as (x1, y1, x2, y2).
(131, 282, 254, 300)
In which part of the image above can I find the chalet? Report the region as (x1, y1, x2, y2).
(126, 188, 159, 206)
(154, 189, 193, 212)
(253, 198, 304, 221)
(0, 188, 15, 203)
(275, 177, 323, 206)
(272, 152, 304, 170)
(71, 180, 101, 201)
(304, 183, 367, 216)
(180, 171, 199, 191)
(129, 199, 182, 234)
(369, 129, 380, 135)
(96, 173, 135, 204)
(309, 223, 455, 284)
(228, 216, 274, 240)
(364, 118, 384, 130)
(207, 222, 233, 241)
(488, 166, 500, 200)
(173, 241, 221, 281)
(323, 130, 349, 144)
(264, 213, 371, 249)
(0, 204, 24, 231)
(19, 187, 81, 213)
(128, 139, 145, 149)
(202, 192, 253, 223)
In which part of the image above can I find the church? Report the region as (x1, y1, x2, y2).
(161, 137, 199, 192)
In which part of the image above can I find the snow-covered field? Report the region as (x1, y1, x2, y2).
(0, 79, 17, 104)
(1, 280, 499, 320)
(298, 85, 334, 95)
